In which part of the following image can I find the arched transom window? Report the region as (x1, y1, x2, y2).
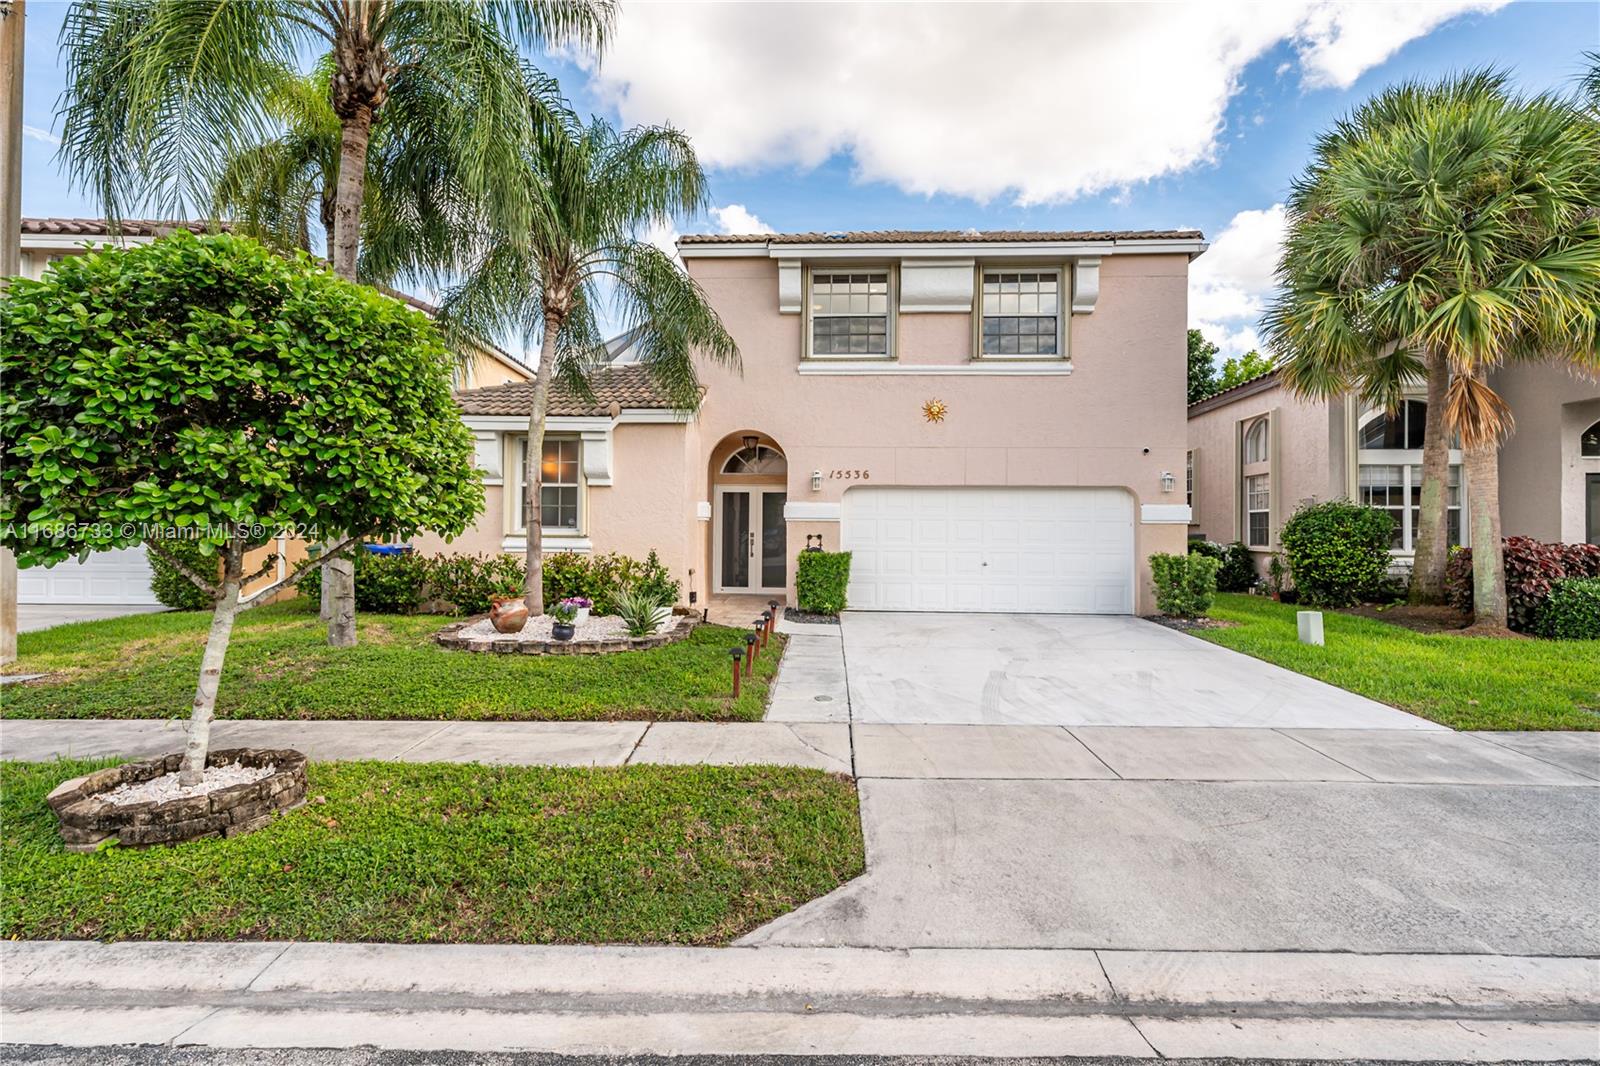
(1360, 400, 1429, 449)
(1356, 400, 1462, 551)
(722, 444, 787, 476)
(1583, 420, 1600, 458)
(1243, 418, 1269, 464)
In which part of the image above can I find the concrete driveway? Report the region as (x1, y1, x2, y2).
(16, 604, 166, 633)
(842, 611, 1437, 729)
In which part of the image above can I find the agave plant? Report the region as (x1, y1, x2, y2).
(613, 584, 672, 638)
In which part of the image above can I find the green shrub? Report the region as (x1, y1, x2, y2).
(1150, 552, 1218, 618)
(429, 553, 525, 615)
(1280, 500, 1394, 607)
(1189, 539, 1255, 592)
(298, 548, 431, 614)
(1537, 578, 1600, 640)
(147, 538, 217, 611)
(541, 550, 680, 615)
(796, 550, 851, 614)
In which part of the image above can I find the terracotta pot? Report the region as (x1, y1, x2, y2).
(552, 621, 576, 642)
(489, 598, 529, 634)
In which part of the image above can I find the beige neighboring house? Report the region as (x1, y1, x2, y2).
(11, 217, 531, 607)
(1186, 363, 1600, 574)
(421, 228, 1209, 615)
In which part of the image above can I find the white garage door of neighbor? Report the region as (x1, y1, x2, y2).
(16, 546, 161, 605)
(842, 487, 1135, 614)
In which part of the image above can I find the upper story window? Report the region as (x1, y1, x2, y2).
(1243, 418, 1269, 464)
(981, 270, 1060, 356)
(810, 271, 890, 357)
(1360, 400, 1428, 449)
(1582, 420, 1600, 457)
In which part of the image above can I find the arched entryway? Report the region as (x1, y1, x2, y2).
(710, 433, 788, 595)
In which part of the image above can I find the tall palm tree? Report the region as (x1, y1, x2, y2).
(443, 91, 739, 617)
(1265, 70, 1600, 628)
(58, 0, 611, 646)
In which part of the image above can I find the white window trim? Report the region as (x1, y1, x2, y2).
(1245, 473, 1271, 548)
(805, 265, 896, 361)
(976, 265, 1065, 360)
(508, 434, 585, 537)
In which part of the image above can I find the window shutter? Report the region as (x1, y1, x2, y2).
(1232, 421, 1244, 541)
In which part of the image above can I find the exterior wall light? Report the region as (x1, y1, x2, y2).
(811, 469, 823, 492)
(1160, 471, 1176, 494)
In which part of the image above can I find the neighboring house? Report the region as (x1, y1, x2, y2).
(1186, 363, 1600, 573)
(10, 218, 529, 606)
(420, 228, 1208, 615)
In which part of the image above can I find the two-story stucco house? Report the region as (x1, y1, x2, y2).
(1185, 363, 1600, 572)
(425, 229, 1209, 615)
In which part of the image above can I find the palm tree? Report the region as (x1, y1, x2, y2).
(1265, 69, 1600, 627)
(58, 0, 612, 646)
(442, 91, 739, 617)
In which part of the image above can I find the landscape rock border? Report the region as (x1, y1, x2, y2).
(48, 747, 308, 853)
(434, 611, 699, 656)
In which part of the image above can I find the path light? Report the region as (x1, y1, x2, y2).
(768, 599, 781, 630)
(729, 647, 744, 698)
(758, 612, 772, 650)
(1160, 471, 1176, 494)
(744, 631, 758, 677)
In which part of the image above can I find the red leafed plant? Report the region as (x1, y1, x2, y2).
(1447, 537, 1600, 633)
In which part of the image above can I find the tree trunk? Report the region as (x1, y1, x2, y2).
(1463, 438, 1507, 629)
(326, 554, 356, 647)
(330, 111, 371, 280)
(523, 315, 561, 617)
(324, 110, 373, 644)
(178, 542, 244, 786)
(1408, 350, 1451, 604)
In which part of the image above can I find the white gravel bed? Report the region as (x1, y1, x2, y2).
(456, 613, 662, 643)
(99, 761, 277, 807)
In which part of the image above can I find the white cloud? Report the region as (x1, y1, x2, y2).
(1293, 1, 1508, 90)
(582, 1, 1500, 205)
(708, 203, 772, 235)
(23, 124, 60, 147)
(1189, 203, 1287, 359)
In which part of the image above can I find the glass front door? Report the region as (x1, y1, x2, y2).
(717, 488, 787, 591)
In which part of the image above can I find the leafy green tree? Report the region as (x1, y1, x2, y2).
(1216, 350, 1275, 391)
(0, 234, 481, 782)
(1187, 328, 1220, 404)
(1263, 70, 1600, 625)
(443, 92, 739, 617)
(58, 0, 609, 644)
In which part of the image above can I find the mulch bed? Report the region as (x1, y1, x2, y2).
(783, 607, 840, 626)
(1339, 603, 1474, 635)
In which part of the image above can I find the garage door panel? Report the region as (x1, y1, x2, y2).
(18, 546, 160, 605)
(843, 487, 1133, 615)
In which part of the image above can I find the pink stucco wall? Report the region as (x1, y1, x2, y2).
(1491, 363, 1600, 543)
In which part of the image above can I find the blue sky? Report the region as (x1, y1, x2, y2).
(15, 1, 1600, 359)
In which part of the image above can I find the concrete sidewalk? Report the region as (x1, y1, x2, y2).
(4, 940, 1596, 1059)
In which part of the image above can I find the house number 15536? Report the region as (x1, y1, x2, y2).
(828, 469, 871, 480)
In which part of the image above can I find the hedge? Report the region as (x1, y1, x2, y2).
(1189, 539, 1256, 592)
(1448, 538, 1600, 633)
(1150, 552, 1218, 618)
(1280, 500, 1394, 607)
(147, 538, 216, 611)
(1537, 578, 1600, 640)
(796, 550, 851, 615)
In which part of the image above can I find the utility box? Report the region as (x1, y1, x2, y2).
(1297, 610, 1325, 646)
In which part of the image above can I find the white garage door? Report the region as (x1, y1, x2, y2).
(17, 546, 161, 605)
(842, 487, 1135, 614)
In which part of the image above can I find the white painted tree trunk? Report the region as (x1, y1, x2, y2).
(178, 544, 244, 786)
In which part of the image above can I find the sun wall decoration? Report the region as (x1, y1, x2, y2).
(922, 398, 948, 423)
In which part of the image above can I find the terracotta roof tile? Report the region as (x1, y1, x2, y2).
(679, 228, 1204, 245)
(21, 217, 230, 237)
(455, 365, 671, 417)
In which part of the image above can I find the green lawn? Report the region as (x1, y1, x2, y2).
(2, 603, 781, 721)
(1196, 594, 1600, 731)
(1, 758, 863, 944)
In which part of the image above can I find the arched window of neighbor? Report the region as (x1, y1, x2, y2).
(1243, 418, 1269, 464)
(1583, 420, 1600, 457)
(722, 443, 787, 476)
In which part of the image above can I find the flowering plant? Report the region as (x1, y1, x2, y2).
(549, 600, 579, 624)
(561, 597, 593, 609)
